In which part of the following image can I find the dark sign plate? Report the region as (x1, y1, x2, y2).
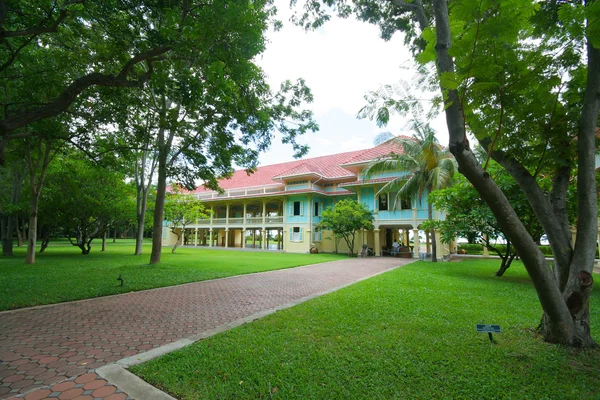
(476, 324, 501, 333)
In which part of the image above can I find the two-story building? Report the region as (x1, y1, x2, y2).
(164, 137, 454, 259)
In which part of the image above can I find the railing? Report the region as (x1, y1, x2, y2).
(195, 184, 283, 200)
(246, 217, 263, 224)
(188, 215, 284, 227)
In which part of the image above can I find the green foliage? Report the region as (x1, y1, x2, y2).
(39, 153, 132, 254)
(320, 198, 374, 256)
(363, 122, 456, 202)
(431, 161, 574, 247)
(131, 259, 600, 399)
(164, 192, 208, 230)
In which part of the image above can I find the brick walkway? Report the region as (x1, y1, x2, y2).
(0, 257, 410, 399)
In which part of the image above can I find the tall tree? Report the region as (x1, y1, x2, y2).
(362, 123, 456, 262)
(293, 0, 600, 346)
(138, 1, 316, 265)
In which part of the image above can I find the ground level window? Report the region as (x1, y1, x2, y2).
(313, 227, 322, 242)
(291, 227, 303, 242)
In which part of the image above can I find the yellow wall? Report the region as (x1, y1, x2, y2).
(316, 229, 363, 255)
(285, 225, 310, 253)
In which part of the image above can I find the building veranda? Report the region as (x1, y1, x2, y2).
(164, 137, 455, 259)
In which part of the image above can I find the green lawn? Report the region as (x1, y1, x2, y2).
(0, 243, 345, 311)
(131, 259, 600, 400)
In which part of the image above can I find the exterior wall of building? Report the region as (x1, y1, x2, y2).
(284, 223, 310, 252)
(161, 152, 454, 257)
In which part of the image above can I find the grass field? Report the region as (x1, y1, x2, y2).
(0, 243, 345, 311)
(131, 259, 600, 399)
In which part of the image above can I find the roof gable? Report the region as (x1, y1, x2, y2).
(192, 136, 413, 193)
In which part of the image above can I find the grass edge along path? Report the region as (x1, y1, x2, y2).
(0, 244, 346, 311)
(131, 259, 600, 400)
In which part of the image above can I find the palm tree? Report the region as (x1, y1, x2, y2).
(364, 123, 456, 262)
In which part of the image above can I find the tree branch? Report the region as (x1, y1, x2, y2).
(0, 45, 171, 137)
(0, 0, 83, 38)
(389, 0, 429, 32)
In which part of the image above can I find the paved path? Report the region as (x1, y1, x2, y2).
(0, 257, 412, 399)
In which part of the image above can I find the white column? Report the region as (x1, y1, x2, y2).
(262, 229, 267, 250)
(242, 229, 246, 249)
(434, 229, 443, 261)
(412, 229, 420, 259)
(225, 229, 229, 248)
(194, 228, 198, 246)
(209, 229, 213, 248)
(374, 228, 381, 256)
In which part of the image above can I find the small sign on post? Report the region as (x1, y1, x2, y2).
(476, 324, 501, 344)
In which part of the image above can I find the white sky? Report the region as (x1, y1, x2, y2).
(255, 0, 449, 166)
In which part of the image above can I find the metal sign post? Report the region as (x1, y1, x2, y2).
(476, 324, 501, 344)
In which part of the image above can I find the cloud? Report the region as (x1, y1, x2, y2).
(259, 4, 412, 116)
(255, 1, 450, 167)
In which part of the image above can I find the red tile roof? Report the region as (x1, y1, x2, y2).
(193, 148, 365, 193)
(341, 135, 412, 165)
(272, 162, 325, 180)
(192, 136, 412, 193)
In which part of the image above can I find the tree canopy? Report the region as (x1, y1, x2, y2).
(320, 198, 374, 257)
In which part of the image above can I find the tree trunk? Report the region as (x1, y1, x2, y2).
(495, 242, 517, 277)
(15, 215, 23, 247)
(150, 130, 168, 264)
(39, 234, 50, 253)
(1, 214, 14, 256)
(102, 231, 107, 252)
(546, 34, 600, 347)
(25, 191, 40, 264)
(432, 0, 587, 345)
(2, 166, 23, 256)
(150, 97, 174, 265)
(135, 184, 150, 255)
(172, 230, 181, 253)
(135, 213, 146, 255)
(428, 201, 437, 263)
(21, 218, 27, 244)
